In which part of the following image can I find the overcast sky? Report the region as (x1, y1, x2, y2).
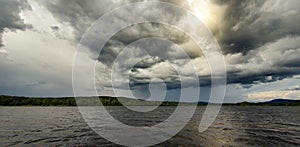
(0, 0, 300, 102)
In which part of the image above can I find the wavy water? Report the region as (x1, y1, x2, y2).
(0, 106, 299, 146)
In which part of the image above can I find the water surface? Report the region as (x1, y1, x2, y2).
(0, 106, 299, 146)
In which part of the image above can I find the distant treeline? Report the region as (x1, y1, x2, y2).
(0, 95, 179, 106)
(0, 95, 76, 106)
(0, 95, 299, 106)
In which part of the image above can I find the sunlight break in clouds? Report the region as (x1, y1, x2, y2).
(247, 90, 300, 102)
(187, 0, 226, 32)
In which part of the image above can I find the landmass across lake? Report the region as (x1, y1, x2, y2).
(0, 95, 299, 106)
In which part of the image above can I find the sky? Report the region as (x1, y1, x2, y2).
(0, 0, 300, 103)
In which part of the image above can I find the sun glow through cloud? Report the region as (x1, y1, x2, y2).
(188, 0, 209, 23)
(187, 0, 226, 32)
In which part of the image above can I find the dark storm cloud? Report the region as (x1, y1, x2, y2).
(98, 23, 194, 66)
(39, 0, 300, 55)
(105, 0, 300, 89)
(211, 0, 300, 54)
(38, 0, 188, 42)
(227, 73, 294, 86)
(35, 0, 205, 91)
(0, 0, 32, 47)
(205, 0, 300, 86)
(225, 34, 300, 85)
(38, 0, 300, 89)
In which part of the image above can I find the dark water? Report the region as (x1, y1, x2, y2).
(0, 106, 299, 146)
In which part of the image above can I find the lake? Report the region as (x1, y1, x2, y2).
(0, 106, 299, 146)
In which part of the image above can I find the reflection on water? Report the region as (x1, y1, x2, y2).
(0, 106, 299, 146)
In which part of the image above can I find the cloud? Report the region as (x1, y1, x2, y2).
(97, 22, 202, 68)
(284, 86, 300, 91)
(0, 48, 8, 54)
(0, 0, 32, 47)
(211, 0, 300, 54)
(24, 81, 48, 87)
(247, 90, 300, 101)
(66, 0, 300, 90)
(133, 56, 165, 69)
(0, 1, 79, 97)
(37, 0, 184, 42)
(50, 26, 59, 31)
(43, 0, 299, 99)
(225, 36, 300, 85)
(224, 76, 300, 102)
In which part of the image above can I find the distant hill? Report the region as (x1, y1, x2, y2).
(265, 99, 300, 103)
(227, 99, 300, 106)
(257, 99, 300, 106)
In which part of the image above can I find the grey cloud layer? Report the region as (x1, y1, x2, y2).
(37, 0, 188, 42)
(210, 0, 300, 86)
(211, 0, 300, 54)
(1, 0, 300, 97)
(0, 0, 31, 47)
(36, 0, 300, 89)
